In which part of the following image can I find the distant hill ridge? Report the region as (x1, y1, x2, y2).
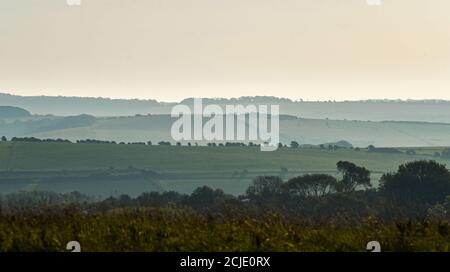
(0, 106, 30, 118)
(2, 92, 450, 123)
(2, 113, 450, 148)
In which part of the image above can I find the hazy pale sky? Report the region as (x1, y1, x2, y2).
(1, 0, 450, 101)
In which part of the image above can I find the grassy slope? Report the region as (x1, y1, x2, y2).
(0, 141, 445, 171)
(23, 115, 450, 148)
(1, 142, 449, 195)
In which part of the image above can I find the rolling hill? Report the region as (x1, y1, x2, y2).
(1, 141, 448, 195)
(2, 114, 450, 148)
(3, 92, 450, 122)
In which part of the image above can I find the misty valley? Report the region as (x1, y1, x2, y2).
(1, 96, 450, 253)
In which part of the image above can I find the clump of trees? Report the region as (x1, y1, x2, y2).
(367, 146, 402, 154)
(77, 139, 116, 144)
(290, 141, 300, 148)
(245, 161, 370, 199)
(0, 160, 449, 223)
(11, 137, 72, 143)
(336, 161, 371, 192)
(246, 176, 285, 201)
(284, 174, 337, 197)
(379, 160, 450, 216)
(158, 141, 171, 146)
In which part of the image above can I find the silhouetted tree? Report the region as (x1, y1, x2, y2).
(290, 141, 299, 149)
(284, 174, 337, 197)
(336, 161, 371, 192)
(188, 186, 228, 210)
(246, 176, 284, 199)
(158, 141, 171, 146)
(379, 160, 450, 210)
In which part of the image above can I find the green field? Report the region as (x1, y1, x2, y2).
(1, 142, 449, 196)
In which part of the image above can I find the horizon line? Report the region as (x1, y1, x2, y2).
(2, 91, 450, 104)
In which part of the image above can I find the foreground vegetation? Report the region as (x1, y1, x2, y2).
(1, 207, 449, 252)
(1, 160, 450, 252)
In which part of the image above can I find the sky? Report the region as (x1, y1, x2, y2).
(1, 0, 450, 102)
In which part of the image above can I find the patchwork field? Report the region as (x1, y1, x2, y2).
(1, 142, 449, 196)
